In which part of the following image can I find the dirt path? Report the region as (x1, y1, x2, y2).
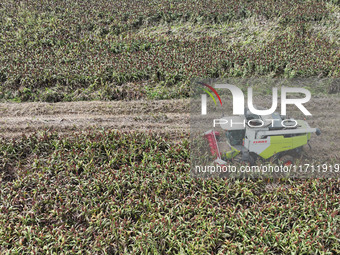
(0, 99, 190, 139)
(0, 97, 339, 161)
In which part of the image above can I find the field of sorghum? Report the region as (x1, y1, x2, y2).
(0, 0, 339, 101)
(1, 0, 339, 254)
(0, 130, 339, 254)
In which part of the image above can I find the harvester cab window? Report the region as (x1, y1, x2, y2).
(244, 108, 260, 121)
(261, 112, 284, 129)
(226, 130, 245, 146)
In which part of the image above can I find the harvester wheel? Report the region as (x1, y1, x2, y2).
(279, 155, 294, 166)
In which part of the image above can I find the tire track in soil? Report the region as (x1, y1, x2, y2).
(0, 99, 190, 141)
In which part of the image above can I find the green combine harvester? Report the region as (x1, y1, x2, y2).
(204, 108, 321, 166)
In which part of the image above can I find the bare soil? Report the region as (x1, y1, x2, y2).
(0, 97, 339, 161)
(0, 99, 190, 140)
